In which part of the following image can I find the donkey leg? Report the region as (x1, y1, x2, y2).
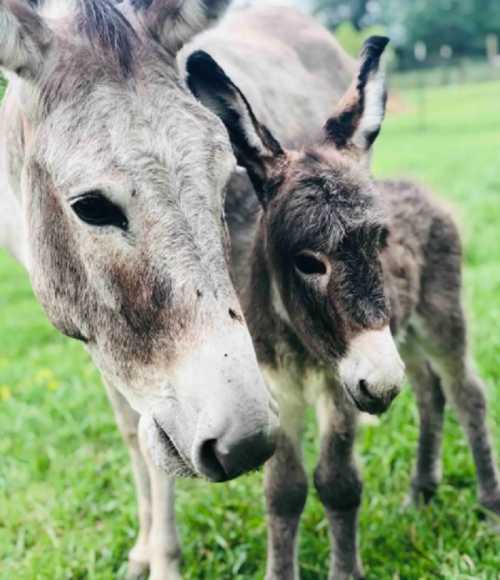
(314, 392, 363, 580)
(401, 342, 447, 505)
(265, 386, 307, 580)
(416, 218, 499, 516)
(147, 472, 180, 580)
(105, 383, 152, 578)
(435, 359, 500, 515)
(418, 306, 499, 513)
(138, 421, 182, 580)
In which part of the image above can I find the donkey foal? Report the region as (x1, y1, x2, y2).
(188, 37, 500, 578)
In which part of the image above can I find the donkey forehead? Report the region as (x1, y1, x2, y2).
(271, 152, 386, 252)
(292, 150, 372, 197)
(35, 85, 235, 197)
(284, 152, 383, 219)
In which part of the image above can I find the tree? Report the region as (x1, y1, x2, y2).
(313, 0, 500, 64)
(313, 0, 372, 31)
(392, 0, 500, 57)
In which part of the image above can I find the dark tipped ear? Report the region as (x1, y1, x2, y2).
(325, 36, 389, 155)
(132, 0, 232, 54)
(186, 50, 285, 203)
(0, 0, 53, 81)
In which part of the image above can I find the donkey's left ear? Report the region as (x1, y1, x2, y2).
(186, 50, 285, 202)
(132, 0, 232, 54)
(325, 36, 389, 156)
(0, 0, 54, 82)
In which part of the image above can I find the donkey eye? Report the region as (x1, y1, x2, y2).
(71, 192, 128, 230)
(294, 251, 329, 276)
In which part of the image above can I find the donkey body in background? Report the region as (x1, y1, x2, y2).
(188, 38, 500, 579)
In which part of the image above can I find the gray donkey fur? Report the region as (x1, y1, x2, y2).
(0, 2, 369, 577)
(188, 36, 500, 579)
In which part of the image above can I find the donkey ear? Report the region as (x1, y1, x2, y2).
(325, 36, 389, 155)
(186, 50, 285, 202)
(132, 0, 232, 54)
(0, 0, 53, 81)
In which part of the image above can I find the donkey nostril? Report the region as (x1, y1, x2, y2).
(358, 379, 377, 401)
(387, 387, 400, 403)
(199, 439, 226, 482)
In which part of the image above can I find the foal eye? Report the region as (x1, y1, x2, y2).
(71, 192, 128, 230)
(294, 251, 329, 276)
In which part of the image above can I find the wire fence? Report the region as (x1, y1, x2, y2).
(391, 57, 500, 90)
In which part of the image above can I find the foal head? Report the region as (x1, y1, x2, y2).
(188, 37, 405, 415)
(0, 0, 278, 480)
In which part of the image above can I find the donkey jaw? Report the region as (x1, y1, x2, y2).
(338, 326, 405, 415)
(139, 415, 196, 478)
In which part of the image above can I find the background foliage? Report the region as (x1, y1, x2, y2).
(312, 0, 500, 66)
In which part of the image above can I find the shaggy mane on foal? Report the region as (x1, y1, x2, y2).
(188, 36, 500, 579)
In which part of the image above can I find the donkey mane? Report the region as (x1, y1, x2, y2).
(75, 0, 137, 74)
(33, 0, 139, 76)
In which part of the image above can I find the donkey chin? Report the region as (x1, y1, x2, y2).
(338, 326, 406, 415)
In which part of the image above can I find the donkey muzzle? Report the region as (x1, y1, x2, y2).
(339, 326, 405, 415)
(157, 324, 280, 480)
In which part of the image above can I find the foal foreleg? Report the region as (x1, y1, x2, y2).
(265, 433, 308, 580)
(105, 383, 152, 578)
(314, 394, 363, 580)
(265, 388, 307, 580)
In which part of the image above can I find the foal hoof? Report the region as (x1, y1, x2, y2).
(479, 492, 500, 532)
(330, 569, 365, 580)
(404, 481, 438, 509)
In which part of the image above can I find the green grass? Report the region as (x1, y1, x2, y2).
(1, 81, 499, 579)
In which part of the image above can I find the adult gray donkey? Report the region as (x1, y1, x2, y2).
(0, 0, 290, 576)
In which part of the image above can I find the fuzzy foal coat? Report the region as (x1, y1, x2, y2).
(188, 33, 500, 580)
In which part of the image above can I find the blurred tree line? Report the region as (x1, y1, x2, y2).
(313, 0, 500, 68)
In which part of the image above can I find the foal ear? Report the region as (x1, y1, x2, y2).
(132, 0, 232, 54)
(186, 50, 285, 203)
(0, 0, 53, 81)
(325, 36, 389, 155)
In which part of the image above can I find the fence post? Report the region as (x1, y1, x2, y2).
(486, 34, 498, 65)
(440, 45, 453, 84)
(414, 41, 427, 131)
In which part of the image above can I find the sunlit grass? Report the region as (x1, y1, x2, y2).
(0, 81, 499, 579)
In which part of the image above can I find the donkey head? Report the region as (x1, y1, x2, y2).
(0, 0, 278, 481)
(188, 37, 405, 415)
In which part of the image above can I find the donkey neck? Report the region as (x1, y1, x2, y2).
(234, 214, 309, 371)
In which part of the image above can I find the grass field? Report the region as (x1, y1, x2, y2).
(1, 81, 499, 579)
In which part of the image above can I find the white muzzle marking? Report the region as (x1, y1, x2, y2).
(339, 326, 405, 397)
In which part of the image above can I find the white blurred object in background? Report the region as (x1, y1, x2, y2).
(233, 0, 312, 11)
